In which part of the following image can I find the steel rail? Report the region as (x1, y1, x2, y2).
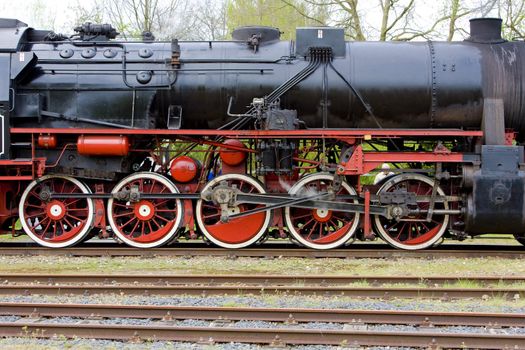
(1, 322, 523, 348)
(0, 273, 523, 286)
(0, 246, 523, 258)
(2, 302, 524, 327)
(0, 284, 523, 299)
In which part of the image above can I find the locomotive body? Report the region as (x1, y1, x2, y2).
(1, 17, 524, 250)
(10, 21, 525, 132)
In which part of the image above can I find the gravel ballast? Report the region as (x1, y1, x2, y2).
(0, 293, 523, 314)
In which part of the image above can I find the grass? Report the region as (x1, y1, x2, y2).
(0, 234, 32, 242)
(0, 255, 525, 278)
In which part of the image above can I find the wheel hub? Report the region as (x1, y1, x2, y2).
(134, 200, 155, 221)
(313, 208, 332, 223)
(46, 201, 66, 221)
(228, 207, 241, 215)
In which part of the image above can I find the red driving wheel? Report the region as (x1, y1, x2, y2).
(196, 174, 271, 249)
(285, 173, 360, 249)
(374, 173, 449, 250)
(19, 175, 94, 248)
(107, 172, 183, 248)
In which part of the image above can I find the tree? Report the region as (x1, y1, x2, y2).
(286, 0, 418, 40)
(286, 0, 500, 41)
(69, 1, 105, 28)
(393, 0, 475, 41)
(70, 0, 231, 40)
(498, 0, 525, 39)
(226, 0, 321, 40)
(434, 0, 498, 41)
(29, 0, 57, 30)
(69, 0, 194, 40)
(192, 0, 229, 40)
(378, 0, 415, 40)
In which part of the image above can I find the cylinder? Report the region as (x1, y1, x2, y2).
(170, 156, 200, 183)
(77, 135, 130, 156)
(219, 139, 247, 166)
(37, 135, 57, 149)
(468, 18, 504, 43)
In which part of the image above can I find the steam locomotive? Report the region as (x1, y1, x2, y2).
(0, 17, 523, 250)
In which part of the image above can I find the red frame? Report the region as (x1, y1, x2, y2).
(11, 127, 483, 138)
(337, 145, 465, 176)
(1, 126, 485, 242)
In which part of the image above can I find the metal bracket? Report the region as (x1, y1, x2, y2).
(426, 164, 441, 222)
(167, 105, 182, 129)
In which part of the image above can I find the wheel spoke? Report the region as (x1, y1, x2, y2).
(147, 221, 154, 234)
(155, 209, 178, 213)
(203, 213, 221, 220)
(63, 216, 74, 227)
(151, 218, 162, 229)
(67, 212, 87, 221)
(25, 212, 46, 219)
(289, 212, 312, 220)
(306, 222, 319, 240)
(120, 216, 137, 228)
(153, 199, 170, 207)
(40, 221, 51, 236)
(154, 214, 170, 223)
(129, 220, 140, 234)
(113, 202, 130, 208)
(113, 211, 134, 218)
(64, 199, 82, 207)
(26, 203, 46, 209)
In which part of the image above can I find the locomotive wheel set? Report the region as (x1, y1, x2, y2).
(0, 17, 525, 250)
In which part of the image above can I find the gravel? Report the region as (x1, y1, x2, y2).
(0, 294, 523, 314)
(0, 337, 421, 350)
(0, 338, 260, 350)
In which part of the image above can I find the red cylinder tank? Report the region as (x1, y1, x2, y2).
(170, 156, 200, 183)
(219, 139, 246, 166)
(77, 135, 130, 156)
(38, 135, 57, 149)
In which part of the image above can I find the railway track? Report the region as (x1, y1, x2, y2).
(3, 302, 524, 327)
(2, 302, 525, 348)
(0, 273, 524, 299)
(5, 322, 525, 348)
(0, 243, 523, 258)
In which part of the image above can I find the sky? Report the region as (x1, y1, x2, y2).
(0, 0, 502, 40)
(0, 0, 77, 31)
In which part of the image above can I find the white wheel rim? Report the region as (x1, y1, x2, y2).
(196, 174, 271, 249)
(19, 175, 94, 248)
(373, 173, 449, 250)
(284, 173, 360, 250)
(107, 172, 183, 248)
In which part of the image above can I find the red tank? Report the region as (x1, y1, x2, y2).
(170, 156, 200, 183)
(77, 135, 130, 156)
(219, 139, 247, 166)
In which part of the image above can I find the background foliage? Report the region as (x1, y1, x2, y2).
(15, 0, 525, 41)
